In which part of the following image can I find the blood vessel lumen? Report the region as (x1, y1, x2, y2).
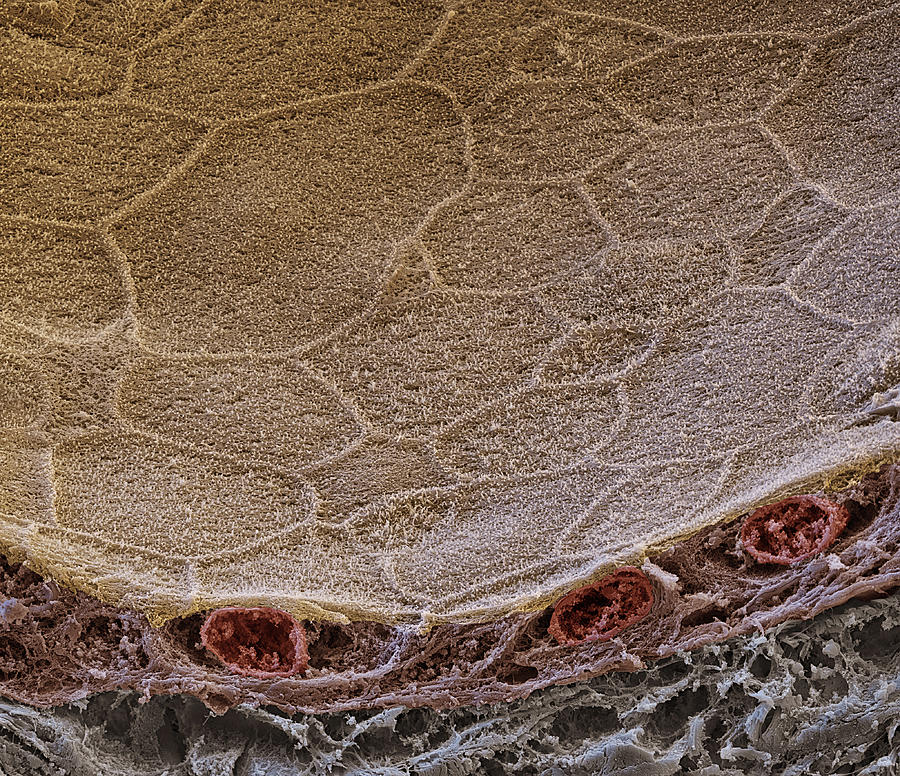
(741, 495, 850, 566)
(200, 606, 308, 678)
(548, 566, 654, 646)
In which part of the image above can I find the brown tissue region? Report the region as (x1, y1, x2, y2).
(200, 607, 307, 678)
(548, 566, 653, 645)
(0, 467, 898, 716)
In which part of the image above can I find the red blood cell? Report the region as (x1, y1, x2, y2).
(200, 606, 308, 678)
(548, 566, 654, 646)
(741, 494, 849, 566)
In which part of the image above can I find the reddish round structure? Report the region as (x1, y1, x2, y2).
(548, 566, 654, 646)
(200, 606, 308, 678)
(740, 494, 850, 566)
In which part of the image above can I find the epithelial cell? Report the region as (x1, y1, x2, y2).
(113, 85, 467, 354)
(0, 30, 125, 101)
(0, 221, 128, 342)
(0, 104, 206, 222)
(740, 495, 850, 565)
(63, 0, 204, 53)
(539, 239, 731, 326)
(553, 0, 892, 36)
(0, 0, 75, 34)
(584, 125, 794, 241)
(512, 14, 665, 82)
(537, 323, 653, 385)
(52, 433, 318, 558)
(200, 606, 308, 678)
(472, 79, 636, 179)
(422, 182, 607, 294)
(736, 187, 847, 287)
(548, 566, 654, 645)
(0, 444, 55, 527)
(790, 205, 900, 324)
(128, 0, 444, 119)
(308, 283, 563, 437)
(765, 8, 900, 206)
(616, 289, 847, 462)
(0, 353, 47, 430)
(434, 382, 620, 478)
(118, 356, 364, 469)
(412, 2, 547, 107)
(608, 36, 807, 126)
(803, 320, 900, 419)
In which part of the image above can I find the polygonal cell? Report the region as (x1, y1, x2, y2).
(200, 607, 308, 678)
(513, 14, 665, 82)
(1, 0, 200, 99)
(118, 357, 363, 469)
(130, 0, 443, 119)
(1, 329, 136, 441)
(472, 79, 636, 179)
(548, 566, 654, 645)
(0, 353, 47, 430)
(434, 383, 620, 477)
(113, 85, 467, 354)
(0, 0, 75, 33)
(556, 456, 726, 553)
(0, 28, 125, 100)
(413, 1, 547, 107)
(804, 322, 900, 419)
(25, 519, 197, 624)
(0, 445, 55, 525)
(617, 289, 847, 462)
(382, 470, 609, 612)
(737, 188, 847, 286)
(584, 126, 794, 240)
(741, 495, 850, 565)
(0, 221, 127, 341)
(553, 0, 892, 35)
(538, 324, 652, 385)
(608, 36, 807, 126)
(790, 205, 900, 324)
(422, 183, 607, 293)
(52, 433, 318, 558)
(0, 104, 206, 222)
(194, 522, 424, 624)
(540, 239, 731, 326)
(307, 265, 564, 437)
(306, 433, 453, 523)
(710, 420, 900, 543)
(64, 0, 202, 52)
(765, 9, 900, 206)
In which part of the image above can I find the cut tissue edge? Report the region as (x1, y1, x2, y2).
(0, 459, 898, 714)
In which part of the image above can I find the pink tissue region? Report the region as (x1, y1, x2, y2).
(200, 606, 308, 678)
(741, 494, 850, 566)
(548, 566, 654, 646)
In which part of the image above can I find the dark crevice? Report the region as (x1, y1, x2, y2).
(841, 498, 880, 540)
(651, 686, 710, 739)
(549, 705, 618, 744)
(748, 653, 772, 679)
(498, 663, 539, 685)
(855, 618, 900, 663)
(681, 605, 729, 629)
(156, 706, 186, 767)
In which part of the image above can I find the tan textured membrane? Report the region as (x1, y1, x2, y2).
(1, 1, 899, 628)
